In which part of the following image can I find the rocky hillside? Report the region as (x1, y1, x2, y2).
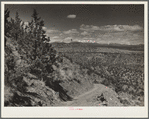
(4, 37, 95, 106)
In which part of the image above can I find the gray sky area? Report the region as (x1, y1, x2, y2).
(5, 4, 144, 45)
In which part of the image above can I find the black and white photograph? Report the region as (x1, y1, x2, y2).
(1, 1, 148, 118)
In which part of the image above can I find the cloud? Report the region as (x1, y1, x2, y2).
(67, 14, 76, 19)
(123, 25, 143, 31)
(81, 31, 90, 36)
(49, 36, 61, 42)
(64, 37, 72, 40)
(96, 31, 144, 45)
(46, 29, 60, 34)
(52, 36, 59, 39)
(42, 27, 61, 38)
(42, 26, 47, 31)
(82, 37, 94, 40)
(63, 37, 73, 43)
(63, 29, 79, 35)
(101, 25, 143, 32)
(42, 27, 60, 34)
(80, 24, 100, 32)
(80, 24, 143, 33)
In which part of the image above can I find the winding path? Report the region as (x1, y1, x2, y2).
(58, 84, 122, 106)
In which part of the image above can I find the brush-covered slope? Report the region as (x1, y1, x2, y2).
(4, 37, 95, 106)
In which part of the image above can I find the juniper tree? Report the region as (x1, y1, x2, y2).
(30, 9, 58, 78)
(9, 12, 22, 41)
(30, 9, 47, 59)
(15, 12, 22, 41)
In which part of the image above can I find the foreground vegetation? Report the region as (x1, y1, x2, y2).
(54, 43, 144, 106)
(4, 9, 95, 106)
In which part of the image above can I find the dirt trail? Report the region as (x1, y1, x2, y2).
(58, 84, 122, 106)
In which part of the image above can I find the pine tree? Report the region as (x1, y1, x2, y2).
(9, 12, 22, 41)
(30, 9, 58, 78)
(31, 9, 43, 59)
(15, 12, 22, 41)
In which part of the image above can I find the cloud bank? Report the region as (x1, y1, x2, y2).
(80, 24, 100, 32)
(101, 25, 143, 32)
(63, 29, 79, 35)
(43, 24, 144, 45)
(81, 31, 90, 36)
(80, 24, 143, 32)
(67, 14, 76, 19)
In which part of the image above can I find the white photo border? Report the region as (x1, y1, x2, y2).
(1, 1, 148, 118)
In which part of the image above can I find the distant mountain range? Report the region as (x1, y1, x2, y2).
(51, 41, 144, 51)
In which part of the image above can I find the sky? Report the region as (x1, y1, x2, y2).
(5, 4, 144, 45)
